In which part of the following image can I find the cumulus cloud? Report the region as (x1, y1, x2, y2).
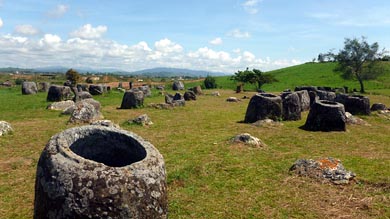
(0, 17, 3, 28)
(0, 33, 301, 72)
(227, 29, 251, 38)
(154, 38, 183, 53)
(209, 37, 223, 45)
(70, 24, 108, 39)
(47, 4, 69, 18)
(14, 25, 40, 36)
(242, 0, 262, 14)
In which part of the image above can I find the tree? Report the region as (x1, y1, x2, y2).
(231, 68, 277, 91)
(204, 75, 217, 89)
(65, 68, 80, 86)
(333, 37, 385, 93)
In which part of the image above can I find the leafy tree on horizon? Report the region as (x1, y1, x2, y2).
(330, 37, 386, 93)
(231, 68, 277, 91)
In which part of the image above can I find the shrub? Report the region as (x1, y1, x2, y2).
(204, 75, 217, 89)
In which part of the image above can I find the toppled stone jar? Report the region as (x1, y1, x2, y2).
(34, 125, 167, 219)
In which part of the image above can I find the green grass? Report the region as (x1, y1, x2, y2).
(0, 86, 389, 218)
(214, 62, 390, 95)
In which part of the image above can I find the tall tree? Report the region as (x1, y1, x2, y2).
(65, 68, 80, 86)
(334, 37, 385, 93)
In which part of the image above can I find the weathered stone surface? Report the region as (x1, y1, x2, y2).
(345, 112, 369, 126)
(303, 100, 346, 131)
(173, 92, 183, 101)
(172, 81, 184, 90)
(77, 84, 89, 92)
(295, 90, 310, 111)
(289, 157, 356, 185)
(47, 100, 75, 111)
(316, 90, 336, 101)
(344, 95, 370, 115)
(137, 85, 152, 97)
(156, 85, 165, 91)
(211, 91, 220, 96)
(0, 121, 13, 136)
(226, 97, 240, 102)
(1, 80, 13, 87)
(148, 103, 174, 110)
(82, 98, 101, 112)
(120, 90, 144, 109)
(244, 93, 282, 123)
(294, 86, 318, 92)
(68, 100, 102, 124)
(76, 91, 93, 100)
(191, 85, 203, 95)
(34, 125, 167, 219)
(89, 84, 104, 95)
(90, 120, 120, 128)
(371, 103, 387, 111)
(184, 91, 196, 101)
(232, 133, 267, 147)
(130, 114, 153, 126)
(47, 85, 73, 102)
(165, 94, 174, 104)
(252, 119, 283, 128)
(38, 82, 51, 92)
(22, 81, 38, 95)
(282, 92, 301, 121)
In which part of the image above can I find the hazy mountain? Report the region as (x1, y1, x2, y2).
(130, 67, 229, 77)
(2, 66, 230, 77)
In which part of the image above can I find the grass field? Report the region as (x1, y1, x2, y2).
(210, 62, 390, 95)
(0, 83, 389, 218)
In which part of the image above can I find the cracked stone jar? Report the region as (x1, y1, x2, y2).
(34, 125, 167, 219)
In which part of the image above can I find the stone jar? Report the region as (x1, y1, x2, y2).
(303, 100, 346, 131)
(34, 125, 167, 219)
(244, 93, 282, 123)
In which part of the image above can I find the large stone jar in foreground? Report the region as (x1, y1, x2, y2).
(34, 125, 167, 219)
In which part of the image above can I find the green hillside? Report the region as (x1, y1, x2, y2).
(213, 62, 390, 95)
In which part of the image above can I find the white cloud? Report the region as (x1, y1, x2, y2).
(70, 24, 108, 39)
(14, 25, 40, 36)
(227, 29, 251, 38)
(0, 33, 301, 73)
(47, 4, 69, 18)
(0, 17, 3, 28)
(209, 37, 223, 45)
(242, 0, 262, 14)
(40, 34, 61, 45)
(154, 38, 183, 53)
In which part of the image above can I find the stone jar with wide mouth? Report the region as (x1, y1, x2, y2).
(34, 125, 167, 219)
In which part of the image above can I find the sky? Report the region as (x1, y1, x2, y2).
(0, 0, 390, 73)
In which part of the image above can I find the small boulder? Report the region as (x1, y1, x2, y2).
(130, 114, 153, 126)
(0, 121, 13, 136)
(289, 157, 356, 185)
(191, 85, 203, 95)
(345, 112, 369, 126)
(47, 100, 75, 111)
(211, 91, 220, 96)
(90, 120, 120, 128)
(226, 97, 240, 102)
(232, 133, 266, 147)
(38, 82, 50, 92)
(22, 81, 38, 95)
(370, 103, 387, 111)
(89, 84, 104, 95)
(137, 85, 152, 97)
(184, 91, 197, 101)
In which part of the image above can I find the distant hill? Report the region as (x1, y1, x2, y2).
(130, 67, 228, 77)
(1, 66, 228, 77)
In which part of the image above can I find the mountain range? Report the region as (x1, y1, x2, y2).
(0, 66, 229, 77)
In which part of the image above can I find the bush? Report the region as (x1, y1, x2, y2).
(204, 75, 217, 89)
(15, 78, 24, 85)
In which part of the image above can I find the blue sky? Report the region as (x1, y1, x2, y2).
(0, 0, 389, 73)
